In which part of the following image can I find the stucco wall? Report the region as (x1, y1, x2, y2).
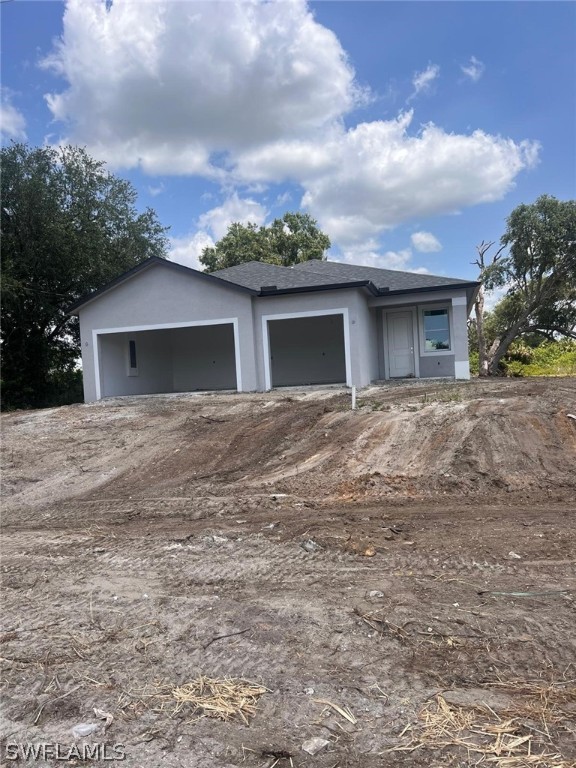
(78, 264, 256, 401)
(77, 263, 472, 401)
(99, 330, 173, 397)
(450, 299, 471, 378)
(377, 293, 469, 380)
(354, 295, 379, 385)
(98, 325, 236, 397)
(418, 354, 456, 377)
(253, 288, 376, 389)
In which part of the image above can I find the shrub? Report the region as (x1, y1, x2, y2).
(501, 340, 576, 377)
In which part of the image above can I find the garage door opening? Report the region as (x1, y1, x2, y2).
(97, 322, 238, 398)
(266, 313, 347, 387)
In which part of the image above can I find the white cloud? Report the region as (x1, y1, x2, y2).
(169, 230, 214, 271)
(411, 231, 442, 253)
(337, 243, 429, 273)
(197, 193, 267, 240)
(42, 0, 360, 173)
(313, 214, 384, 248)
(275, 190, 292, 208)
(410, 63, 440, 100)
(232, 111, 539, 248)
(41, 1, 540, 255)
(461, 56, 485, 83)
(301, 112, 539, 244)
(169, 193, 267, 269)
(0, 89, 26, 139)
(233, 136, 336, 183)
(484, 284, 509, 312)
(147, 182, 165, 197)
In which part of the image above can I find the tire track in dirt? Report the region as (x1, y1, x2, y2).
(3, 378, 575, 512)
(2, 380, 576, 767)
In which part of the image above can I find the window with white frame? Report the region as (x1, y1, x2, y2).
(422, 308, 451, 352)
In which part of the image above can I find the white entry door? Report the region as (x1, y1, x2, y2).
(387, 311, 415, 378)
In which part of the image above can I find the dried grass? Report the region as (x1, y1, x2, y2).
(312, 698, 357, 724)
(487, 678, 576, 729)
(154, 676, 268, 725)
(387, 686, 575, 767)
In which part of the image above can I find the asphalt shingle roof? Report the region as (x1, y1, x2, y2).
(212, 261, 365, 291)
(213, 259, 474, 294)
(68, 256, 479, 315)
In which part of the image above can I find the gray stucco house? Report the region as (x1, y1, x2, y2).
(69, 257, 480, 402)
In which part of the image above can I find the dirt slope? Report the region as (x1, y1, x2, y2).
(1, 378, 575, 768)
(2, 377, 575, 514)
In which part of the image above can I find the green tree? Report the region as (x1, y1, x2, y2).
(200, 212, 331, 272)
(1, 143, 168, 410)
(473, 195, 576, 375)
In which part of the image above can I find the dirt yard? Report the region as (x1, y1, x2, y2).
(1, 377, 575, 767)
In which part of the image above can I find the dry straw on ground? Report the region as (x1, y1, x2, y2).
(387, 683, 576, 768)
(487, 678, 576, 729)
(154, 676, 268, 725)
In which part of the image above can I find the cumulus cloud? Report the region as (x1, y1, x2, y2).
(170, 193, 267, 269)
(410, 63, 440, 100)
(0, 89, 26, 139)
(338, 243, 428, 273)
(411, 231, 442, 253)
(41, 1, 540, 253)
(196, 193, 267, 240)
(301, 112, 539, 242)
(233, 136, 336, 184)
(42, 0, 360, 173)
(461, 56, 485, 83)
(235, 113, 538, 246)
(169, 230, 214, 270)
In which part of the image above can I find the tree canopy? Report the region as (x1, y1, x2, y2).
(473, 195, 576, 374)
(1, 143, 168, 409)
(200, 212, 331, 272)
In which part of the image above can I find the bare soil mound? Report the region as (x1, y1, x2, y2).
(2, 377, 575, 512)
(1, 378, 575, 767)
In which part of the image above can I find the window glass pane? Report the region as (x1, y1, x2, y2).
(423, 310, 450, 351)
(129, 340, 137, 369)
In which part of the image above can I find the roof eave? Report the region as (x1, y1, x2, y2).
(384, 281, 481, 298)
(66, 256, 257, 315)
(466, 282, 482, 315)
(257, 280, 379, 296)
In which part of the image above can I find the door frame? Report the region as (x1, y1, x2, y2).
(382, 307, 420, 380)
(261, 308, 352, 391)
(92, 318, 242, 400)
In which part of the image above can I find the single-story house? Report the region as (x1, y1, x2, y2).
(68, 257, 480, 402)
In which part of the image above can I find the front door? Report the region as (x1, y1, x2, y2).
(387, 311, 415, 378)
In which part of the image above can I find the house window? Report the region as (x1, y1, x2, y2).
(422, 308, 451, 352)
(127, 339, 138, 375)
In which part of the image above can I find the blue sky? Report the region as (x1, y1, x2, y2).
(1, 0, 575, 281)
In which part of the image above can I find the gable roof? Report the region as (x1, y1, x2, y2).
(68, 255, 480, 315)
(213, 259, 479, 296)
(67, 256, 257, 314)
